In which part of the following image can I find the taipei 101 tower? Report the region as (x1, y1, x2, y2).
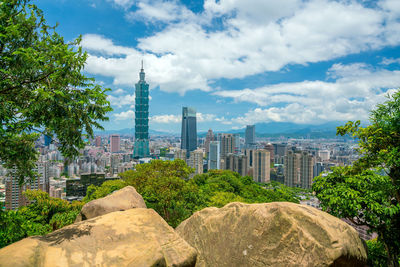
(133, 61, 150, 158)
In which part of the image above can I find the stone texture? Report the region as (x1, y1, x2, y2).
(176, 202, 367, 267)
(0, 209, 197, 267)
(75, 186, 146, 222)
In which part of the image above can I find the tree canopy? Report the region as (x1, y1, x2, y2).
(0, 0, 112, 183)
(89, 159, 300, 227)
(313, 91, 400, 266)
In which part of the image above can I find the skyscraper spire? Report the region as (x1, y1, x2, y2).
(134, 61, 150, 158)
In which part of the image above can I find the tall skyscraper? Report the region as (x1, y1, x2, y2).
(225, 153, 248, 177)
(204, 129, 215, 158)
(134, 61, 150, 158)
(5, 161, 49, 210)
(218, 133, 235, 169)
(253, 149, 270, 183)
(181, 107, 197, 158)
(110, 134, 120, 153)
(245, 125, 255, 148)
(208, 141, 220, 170)
(284, 150, 314, 189)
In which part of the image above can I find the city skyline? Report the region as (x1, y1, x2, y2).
(35, 0, 400, 133)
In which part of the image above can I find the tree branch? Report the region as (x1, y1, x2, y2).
(0, 69, 57, 95)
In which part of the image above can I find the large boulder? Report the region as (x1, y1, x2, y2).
(176, 202, 367, 267)
(75, 186, 146, 222)
(0, 208, 197, 267)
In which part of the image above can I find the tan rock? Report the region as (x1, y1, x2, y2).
(0, 209, 197, 267)
(176, 202, 367, 267)
(75, 186, 146, 222)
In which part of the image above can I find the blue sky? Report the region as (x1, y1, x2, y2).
(36, 0, 400, 133)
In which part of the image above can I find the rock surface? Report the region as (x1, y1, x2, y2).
(75, 186, 146, 222)
(0, 208, 197, 267)
(176, 202, 367, 267)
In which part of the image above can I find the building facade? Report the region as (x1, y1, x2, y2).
(204, 129, 215, 158)
(181, 107, 197, 158)
(225, 153, 248, 177)
(134, 62, 150, 158)
(245, 125, 255, 148)
(253, 149, 270, 183)
(5, 161, 49, 210)
(284, 150, 314, 189)
(187, 149, 203, 175)
(110, 134, 120, 153)
(208, 141, 220, 170)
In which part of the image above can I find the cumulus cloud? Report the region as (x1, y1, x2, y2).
(107, 94, 135, 108)
(215, 63, 400, 124)
(150, 113, 223, 124)
(114, 110, 135, 120)
(81, 0, 400, 95)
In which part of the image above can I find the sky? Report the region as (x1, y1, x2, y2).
(35, 0, 400, 133)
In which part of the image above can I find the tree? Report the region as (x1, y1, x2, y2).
(0, 0, 112, 184)
(313, 91, 400, 266)
(0, 190, 83, 248)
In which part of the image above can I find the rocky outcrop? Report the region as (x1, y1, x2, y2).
(75, 186, 146, 222)
(176, 202, 367, 267)
(0, 208, 197, 267)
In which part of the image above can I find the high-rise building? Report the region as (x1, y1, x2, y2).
(300, 151, 314, 189)
(245, 125, 255, 148)
(204, 129, 215, 158)
(5, 161, 49, 210)
(187, 149, 203, 175)
(218, 133, 235, 169)
(243, 148, 254, 168)
(284, 150, 314, 189)
(233, 133, 240, 154)
(284, 150, 300, 187)
(134, 62, 150, 158)
(110, 134, 120, 153)
(95, 136, 101, 147)
(181, 107, 197, 158)
(208, 141, 220, 170)
(174, 149, 187, 161)
(225, 153, 248, 177)
(44, 135, 51, 147)
(253, 149, 270, 183)
(264, 143, 274, 164)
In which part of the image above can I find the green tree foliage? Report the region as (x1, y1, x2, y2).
(87, 160, 300, 227)
(0, 0, 112, 184)
(0, 190, 83, 248)
(313, 91, 400, 266)
(82, 179, 127, 203)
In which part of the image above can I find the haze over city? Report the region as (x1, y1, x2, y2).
(35, 0, 400, 133)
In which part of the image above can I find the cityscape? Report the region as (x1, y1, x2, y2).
(1, 0, 399, 266)
(0, 65, 359, 209)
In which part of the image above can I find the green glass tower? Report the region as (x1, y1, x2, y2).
(134, 61, 150, 158)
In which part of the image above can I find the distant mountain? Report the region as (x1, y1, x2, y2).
(97, 121, 353, 139)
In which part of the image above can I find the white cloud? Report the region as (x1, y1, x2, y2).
(125, 0, 196, 23)
(114, 110, 135, 120)
(114, 88, 126, 95)
(215, 63, 400, 124)
(150, 114, 180, 124)
(83, 0, 400, 95)
(81, 34, 137, 56)
(380, 57, 400, 65)
(108, 0, 135, 9)
(107, 94, 135, 108)
(150, 112, 223, 124)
